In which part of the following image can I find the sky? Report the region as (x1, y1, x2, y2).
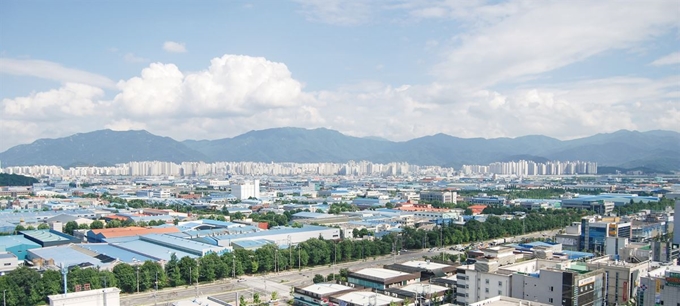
(0, 0, 679, 151)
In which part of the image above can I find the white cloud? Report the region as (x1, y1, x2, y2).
(432, 1, 679, 87)
(0, 58, 116, 89)
(294, 0, 375, 26)
(123, 53, 149, 63)
(163, 41, 187, 53)
(112, 54, 313, 118)
(651, 51, 680, 66)
(1, 83, 104, 120)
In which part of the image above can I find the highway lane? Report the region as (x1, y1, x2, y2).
(121, 228, 559, 305)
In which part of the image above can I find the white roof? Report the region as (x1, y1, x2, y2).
(400, 260, 451, 270)
(399, 283, 449, 294)
(335, 291, 402, 306)
(301, 283, 353, 295)
(353, 268, 410, 279)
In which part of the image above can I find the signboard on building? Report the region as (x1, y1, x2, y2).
(578, 276, 596, 286)
(665, 272, 680, 287)
(608, 224, 617, 236)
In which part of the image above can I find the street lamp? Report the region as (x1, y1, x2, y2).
(3, 289, 6, 306)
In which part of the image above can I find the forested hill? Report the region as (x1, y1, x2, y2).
(0, 173, 38, 186)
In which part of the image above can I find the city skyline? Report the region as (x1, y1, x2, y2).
(1, 1, 679, 152)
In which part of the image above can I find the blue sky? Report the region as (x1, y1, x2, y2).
(0, 0, 678, 151)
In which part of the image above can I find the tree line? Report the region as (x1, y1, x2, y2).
(0, 206, 590, 305)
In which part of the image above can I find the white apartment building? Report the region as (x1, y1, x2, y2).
(230, 180, 260, 200)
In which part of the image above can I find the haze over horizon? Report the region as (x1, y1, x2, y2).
(1, 0, 679, 152)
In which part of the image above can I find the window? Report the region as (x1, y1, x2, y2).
(549, 298, 554, 303)
(3, 263, 10, 266)
(485, 279, 489, 284)
(498, 281, 502, 286)
(498, 291, 502, 295)
(550, 286, 554, 292)
(485, 288, 489, 293)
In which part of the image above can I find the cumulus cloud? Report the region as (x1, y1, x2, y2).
(163, 41, 187, 53)
(651, 51, 680, 66)
(1, 83, 104, 120)
(112, 54, 313, 119)
(0, 58, 116, 88)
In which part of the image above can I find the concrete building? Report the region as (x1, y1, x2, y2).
(331, 290, 403, 306)
(585, 257, 650, 305)
(384, 260, 458, 280)
(347, 268, 421, 290)
(230, 180, 260, 200)
(579, 217, 631, 252)
(510, 260, 606, 306)
(293, 283, 357, 306)
(468, 296, 551, 306)
(639, 265, 680, 306)
(561, 198, 614, 215)
(386, 283, 449, 305)
(48, 287, 120, 306)
(0, 252, 19, 274)
(420, 191, 457, 204)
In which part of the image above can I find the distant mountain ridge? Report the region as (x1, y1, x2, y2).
(1, 128, 678, 172)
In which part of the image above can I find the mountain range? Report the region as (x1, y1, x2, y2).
(1, 128, 678, 172)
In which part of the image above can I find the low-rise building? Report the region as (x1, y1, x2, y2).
(348, 268, 420, 290)
(293, 283, 357, 306)
(0, 252, 19, 274)
(330, 290, 403, 306)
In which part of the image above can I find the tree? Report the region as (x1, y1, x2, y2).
(313, 274, 325, 283)
(90, 220, 104, 229)
(26, 225, 36, 230)
(240, 294, 247, 306)
(78, 223, 90, 230)
(106, 220, 122, 228)
(112, 263, 137, 293)
(14, 224, 26, 233)
(253, 292, 261, 304)
(37, 223, 50, 230)
(165, 253, 183, 287)
(64, 221, 78, 235)
(173, 218, 179, 225)
(178, 256, 198, 285)
(271, 291, 278, 301)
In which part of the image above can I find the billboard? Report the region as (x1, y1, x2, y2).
(665, 272, 680, 287)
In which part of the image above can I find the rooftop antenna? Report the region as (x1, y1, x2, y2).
(60, 263, 68, 295)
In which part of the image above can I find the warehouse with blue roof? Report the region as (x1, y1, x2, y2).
(0, 235, 41, 260)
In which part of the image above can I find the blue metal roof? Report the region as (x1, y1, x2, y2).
(0, 235, 41, 248)
(79, 243, 158, 263)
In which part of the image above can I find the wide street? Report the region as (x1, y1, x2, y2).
(122, 229, 559, 306)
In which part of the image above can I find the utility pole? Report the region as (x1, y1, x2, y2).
(298, 245, 301, 270)
(440, 225, 444, 262)
(136, 266, 140, 294)
(232, 253, 236, 279)
(154, 271, 158, 306)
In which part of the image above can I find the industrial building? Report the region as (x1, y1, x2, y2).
(20, 229, 80, 247)
(0, 235, 41, 260)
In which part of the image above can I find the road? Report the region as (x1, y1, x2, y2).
(121, 228, 559, 305)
